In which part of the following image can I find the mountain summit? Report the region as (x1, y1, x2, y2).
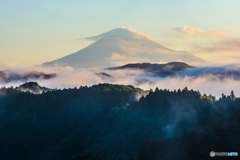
(84, 27, 155, 41)
(42, 27, 205, 68)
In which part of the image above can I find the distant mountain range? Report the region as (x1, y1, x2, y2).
(108, 62, 193, 76)
(0, 70, 57, 84)
(41, 27, 206, 68)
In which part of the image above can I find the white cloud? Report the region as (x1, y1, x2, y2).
(62, 66, 74, 71)
(171, 27, 225, 37)
(172, 27, 205, 34)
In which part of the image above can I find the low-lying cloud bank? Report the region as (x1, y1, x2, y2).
(1, 64, 240, 98)
(0, 70, 57, 84)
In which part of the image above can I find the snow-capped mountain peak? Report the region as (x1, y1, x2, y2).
(84, 27, 155, 41)
(42, 27, 206, 68)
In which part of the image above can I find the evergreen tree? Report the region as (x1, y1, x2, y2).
(230, 90, 236, 101)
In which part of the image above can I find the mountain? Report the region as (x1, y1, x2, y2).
(17, 82, 52, 94)
(42, 27, 206, 68)
(108, 62, 193, 76)
(0, 70, 57, 84)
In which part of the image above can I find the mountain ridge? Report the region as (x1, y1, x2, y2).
(41, 27, 206, 68)
(108, 61, 193, 76)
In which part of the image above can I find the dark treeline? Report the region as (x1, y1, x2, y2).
(0, 83, 239, 160)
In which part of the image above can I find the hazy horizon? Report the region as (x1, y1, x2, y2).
(1, 0, 240, 69)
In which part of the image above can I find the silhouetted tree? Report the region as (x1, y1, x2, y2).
(230, 90, 236, 101)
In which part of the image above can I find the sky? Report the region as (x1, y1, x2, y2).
(1, 0, 240, 69)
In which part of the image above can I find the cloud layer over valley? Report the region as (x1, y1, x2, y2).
(2, 63, 240, 98)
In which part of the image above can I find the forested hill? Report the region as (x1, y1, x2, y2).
(107, 62, 193, 76)
(0, 83, 240, 160)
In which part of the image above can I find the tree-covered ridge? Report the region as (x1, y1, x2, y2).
(108, 62, 193, 76)
(0, 83, 239, 160)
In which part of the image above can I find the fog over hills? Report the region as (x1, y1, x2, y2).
(42, 27, 205, 68)
(0, 70, 57, 84)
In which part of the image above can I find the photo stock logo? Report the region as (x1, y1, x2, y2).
(210, 151, 238, 157)
(210, 151, 215, 157)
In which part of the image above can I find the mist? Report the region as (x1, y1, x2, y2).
(43, 65, 240, 98)
(1, 64, 240, 98)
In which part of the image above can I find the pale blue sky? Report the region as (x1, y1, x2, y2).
(1, 0, 240, 68)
